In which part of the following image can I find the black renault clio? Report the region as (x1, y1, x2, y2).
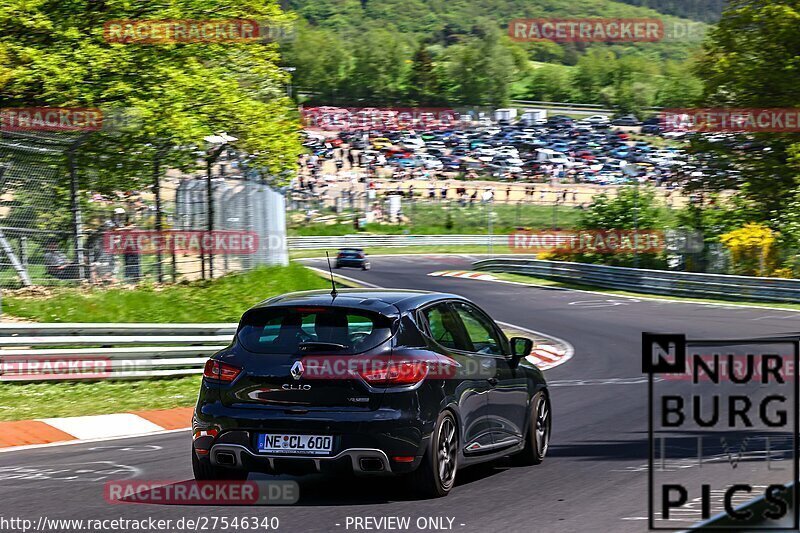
(192, 288, 551, 497)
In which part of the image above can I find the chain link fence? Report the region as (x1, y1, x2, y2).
(0, 129, 287, 289)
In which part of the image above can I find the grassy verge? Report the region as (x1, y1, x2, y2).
(1, 264, 333, 422)
(290, 245, 519, 259)
(289, 203, 583, 236)
(0, 376, 202, 421)
(3, 263, 329, 323)
(488, 272, 800, 311)
(0, 325, 541, 421)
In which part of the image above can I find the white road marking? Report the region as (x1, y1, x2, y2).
(0, 428, 188, 454)
(0, 461, 140, 482)
(39, 414, 165, 440)
(88, 444, 163, 452)
(568, 299, 638, 308)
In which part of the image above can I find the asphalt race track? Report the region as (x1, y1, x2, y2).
(2, 254, 798, 532)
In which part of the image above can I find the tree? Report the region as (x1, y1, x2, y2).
(445, 27, 518, 106)
(0, 0, 301, 184)
(607, 55, 659, 116)
(284, 25, 351, 102)
(527, 66, 574, 102)
(654, 60, 703, 107)
(572, 49, 616, 104)
(553, 186, 667, 268)
(693, 0, 800, 220)
(344, 28, 409, 104)
(407, 43, 443, 106)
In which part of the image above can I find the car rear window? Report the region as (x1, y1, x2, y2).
(237, 307, 394, 354)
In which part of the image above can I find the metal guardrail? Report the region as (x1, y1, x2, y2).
(289, 234, 508, 250)
(0, 323, 237, 382)
(510, 99, 662, 117)
(0, 320, 554, 382)
(473, 258, 800, 303)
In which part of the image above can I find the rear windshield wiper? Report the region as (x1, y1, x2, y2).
(298, 342, 348, 351)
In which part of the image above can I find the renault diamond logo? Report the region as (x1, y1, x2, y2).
(290, 361, 304, 380)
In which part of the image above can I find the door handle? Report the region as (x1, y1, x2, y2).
(487, 377, 499, 386)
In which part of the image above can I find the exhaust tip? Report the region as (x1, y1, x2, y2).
(358, 457, 384, 472)
(215, 451, 237, 466)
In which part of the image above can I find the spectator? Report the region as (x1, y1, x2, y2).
(43, 240, 82, 280)
(121, 219, 142, 283)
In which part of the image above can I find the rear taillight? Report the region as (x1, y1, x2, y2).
(357, 253, 365, 259)
(203, 360, 241, 382)
(193, 428, 218, 441)
(358, 361, 428, 387)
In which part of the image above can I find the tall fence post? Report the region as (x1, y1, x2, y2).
(153, 147, 165, 283)
(206, 156, 214, 278)
(67, 134, 91, 281)
(204, 143, 229, 279)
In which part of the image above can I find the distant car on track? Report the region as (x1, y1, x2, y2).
(192, 289, 551, 497)
(334, 248, 370, 270)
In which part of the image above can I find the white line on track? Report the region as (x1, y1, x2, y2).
(0, 428, 189, 454)
(428, 267, 800, 314)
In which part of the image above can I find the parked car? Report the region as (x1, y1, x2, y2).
(611, 115, 642, 126)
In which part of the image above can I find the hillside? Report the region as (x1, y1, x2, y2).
(287, 0, 707, 56)
(283, 0, 709, 109)
(615, 0, 726, 22)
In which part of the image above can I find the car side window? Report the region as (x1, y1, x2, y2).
(451, 302, 503, 356)
(422, 303, 466, 351)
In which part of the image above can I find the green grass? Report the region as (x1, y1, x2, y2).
(1, 264, 332, 422)
(0, 376, 202, 421)
(289, 203, 583, 236)
(0, 323, 546, 421)
(488, 272, 800, 311)
(289, 245, 519, 259)
(3, 263, 329, 323)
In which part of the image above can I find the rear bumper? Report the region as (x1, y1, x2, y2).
(193, 403, 431, 475)
(335, 259, 368, 268)
(209, 443, 407, 475)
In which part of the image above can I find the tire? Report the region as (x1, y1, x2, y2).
(362, 263, 370, 271)
(407, 410, 458, 498)
(512, 391, 551, 466)
(192, 448, 249, 481)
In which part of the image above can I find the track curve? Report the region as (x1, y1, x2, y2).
(1, 254, 797, 532)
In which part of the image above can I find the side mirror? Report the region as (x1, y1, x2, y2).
(509, 337, 534, 369)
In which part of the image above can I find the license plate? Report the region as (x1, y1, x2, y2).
(257, 434, 333, 456)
